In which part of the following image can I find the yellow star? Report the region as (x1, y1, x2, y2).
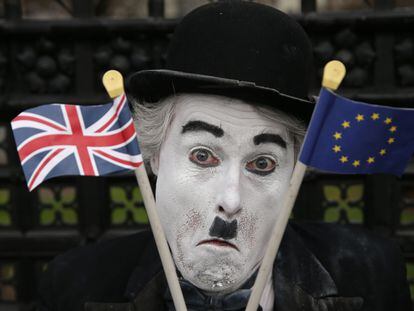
(342, 121, 351, 129)
(332, 145, 341, 153)
(333, 132, 342, 140)
(339, 156, 348, 163)
(371, 113, 380, 120)
(355, 114, 364, 122)
(390, 126, 397, 133)
(352, 160, 360, 167)
(380, 149, 386, 156)
(388, 137, 395, 144)
(367, 157, 375, 164)
(384, 117, 392, 124)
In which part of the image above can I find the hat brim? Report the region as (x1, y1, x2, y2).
(127, 69, 315, 122)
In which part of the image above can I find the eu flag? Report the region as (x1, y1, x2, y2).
(299, 88, 414, 176)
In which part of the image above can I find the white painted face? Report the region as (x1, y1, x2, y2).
(152, 94, 295, 293)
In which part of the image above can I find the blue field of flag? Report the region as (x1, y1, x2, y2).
(300, 88, 414, 176)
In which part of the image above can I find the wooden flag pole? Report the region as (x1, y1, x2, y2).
(102, 70, 188, 311)
(245, 60, 346, 311)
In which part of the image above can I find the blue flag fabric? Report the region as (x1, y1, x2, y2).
(299, 88, 414, 176)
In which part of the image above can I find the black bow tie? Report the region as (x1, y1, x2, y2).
(164, 279, 263, 311)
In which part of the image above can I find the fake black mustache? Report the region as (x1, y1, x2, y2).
(209, 216, 237, 240)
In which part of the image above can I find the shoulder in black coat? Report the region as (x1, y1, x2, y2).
(37, 223, 412, 311)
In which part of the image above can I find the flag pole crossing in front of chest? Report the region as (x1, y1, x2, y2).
(245, 61, 347, 311)
(102, 70, 188, 311)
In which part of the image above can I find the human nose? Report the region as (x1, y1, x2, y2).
(215, 164, 242, 218)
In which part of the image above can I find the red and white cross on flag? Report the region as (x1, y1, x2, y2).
(11, 94, 142, 191)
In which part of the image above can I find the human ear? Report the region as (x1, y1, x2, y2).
(150, 155, 159, 176)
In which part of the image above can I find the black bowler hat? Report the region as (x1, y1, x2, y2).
(127, 1, 315, 121)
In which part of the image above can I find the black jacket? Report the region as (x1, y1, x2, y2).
(37, 223, 412, 311)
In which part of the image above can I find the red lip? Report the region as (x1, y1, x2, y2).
(197, 239, 239, 251)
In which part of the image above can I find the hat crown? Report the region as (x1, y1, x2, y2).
(166, 1, 313, 99)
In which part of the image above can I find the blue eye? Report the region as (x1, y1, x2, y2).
(189, 148, 220, 167)
(246, 156, 276, 176)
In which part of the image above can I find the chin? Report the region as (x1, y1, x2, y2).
(176, 250, 253, 294)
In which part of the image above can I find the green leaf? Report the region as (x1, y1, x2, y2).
(112, 208, 127, 225)
(0, 189, 10, 205)
(133, 207, 148, 224)
(40, 208, 55, 226)
(0, 210, 11, 226)
(0, 150, 7, 165)
(324, 207, 340, 223)
(406, 263, 414, 299)
(400, 208, 414, 225)
(345, 206, 363, 224)
(38, 188, 55, 205)
(346, 185, 364, 203)
(323, 185, 341, 202)
(132, 187, 143, 203)
(61, 187, 76, 204)
(0, 126, 6, 141)
(61, 208, 78, 225)
(1, 264, 15, 280)
(110, 187, 127, 204)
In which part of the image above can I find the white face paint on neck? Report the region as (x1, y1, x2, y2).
(153, 94, 295, 293)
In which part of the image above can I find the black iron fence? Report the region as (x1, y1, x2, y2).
(1, 0, 414, 310)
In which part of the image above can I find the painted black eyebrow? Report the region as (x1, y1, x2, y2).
(181, 120, 224, 138)
(253, 133, 286, 149)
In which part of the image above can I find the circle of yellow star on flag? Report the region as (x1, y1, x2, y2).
(331, 113, 397, 169)
(340, 156, 348, 163)
(342, 121, 351, 129)
(332, 145, 341, 153)
(356, 114, 364, 122)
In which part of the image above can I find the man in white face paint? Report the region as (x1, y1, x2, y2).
(39, 2, 411, 311)
(145, 94, 297, 298)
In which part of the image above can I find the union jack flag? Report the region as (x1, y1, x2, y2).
(11, 94, 142, 191)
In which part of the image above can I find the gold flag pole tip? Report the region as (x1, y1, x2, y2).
(322, 60, 346, 91)
(102, 70, 125, 99)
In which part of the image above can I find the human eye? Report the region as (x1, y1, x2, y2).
(189, 147, 220, 167)
(245, 156, 277, 176)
